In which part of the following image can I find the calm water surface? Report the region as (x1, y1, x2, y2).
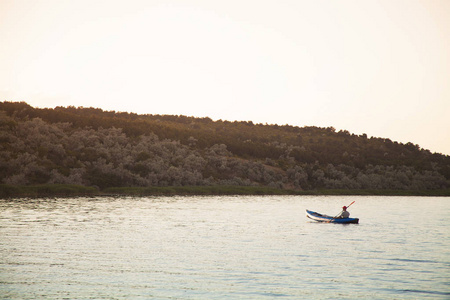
(0, 196, 449, 299)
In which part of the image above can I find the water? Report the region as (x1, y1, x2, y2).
(0, 196, 449, 299)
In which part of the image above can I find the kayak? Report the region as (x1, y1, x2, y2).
(306, 209, 359, 224)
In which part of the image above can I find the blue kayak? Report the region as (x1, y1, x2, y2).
(306, 209, 359, 224)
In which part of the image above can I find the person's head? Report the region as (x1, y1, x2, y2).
(342, 206, 347, 211)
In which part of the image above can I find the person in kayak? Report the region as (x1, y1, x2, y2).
(337, 206, 350, 218)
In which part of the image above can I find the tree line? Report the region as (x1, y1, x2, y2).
(0, 101, 448, 191)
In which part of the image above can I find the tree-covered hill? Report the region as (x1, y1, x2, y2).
(1, 101, 448, 191)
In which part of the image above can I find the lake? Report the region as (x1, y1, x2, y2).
(0, 195, 449, 299)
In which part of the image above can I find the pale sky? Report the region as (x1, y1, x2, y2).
(1, 0, 449, 155)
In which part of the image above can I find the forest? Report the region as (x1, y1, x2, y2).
(0, 101, 449, 194)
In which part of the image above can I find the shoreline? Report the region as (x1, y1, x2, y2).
(1, 184, 449, 198)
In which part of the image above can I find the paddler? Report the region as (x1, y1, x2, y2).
(336, 206, 350, 218)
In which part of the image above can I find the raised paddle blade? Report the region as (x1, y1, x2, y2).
(347, 201, 355, 208)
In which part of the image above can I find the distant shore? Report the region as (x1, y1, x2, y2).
(1, 184, 449, 198)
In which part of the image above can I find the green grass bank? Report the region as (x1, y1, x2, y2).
(1, 184, 449, 198)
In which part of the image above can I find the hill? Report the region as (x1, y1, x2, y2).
(0, 101, 449, 193)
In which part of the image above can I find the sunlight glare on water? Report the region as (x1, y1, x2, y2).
(0, 196, 449, 299)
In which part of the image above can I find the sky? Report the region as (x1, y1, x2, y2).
(1, 0, 449, 155)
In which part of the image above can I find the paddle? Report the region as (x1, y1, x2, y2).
(328, 200, 355, 222)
